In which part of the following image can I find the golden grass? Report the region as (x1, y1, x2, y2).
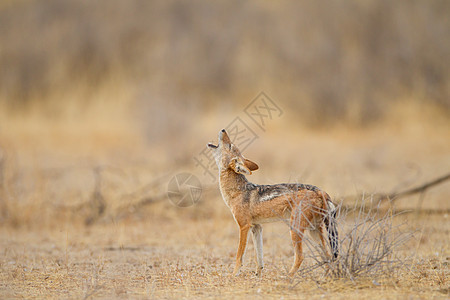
(0, 212, 448, 299)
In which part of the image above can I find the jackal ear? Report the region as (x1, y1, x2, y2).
(230, 158, 252, 175)
(244, 159, 259, 171)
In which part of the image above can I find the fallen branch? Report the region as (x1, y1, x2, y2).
(387, 172, 450, 203)
(341, 172, 450, 211)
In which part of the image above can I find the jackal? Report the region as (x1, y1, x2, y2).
(208, 129, 338, 276)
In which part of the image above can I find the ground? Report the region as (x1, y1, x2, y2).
(0, 209, 448, 299)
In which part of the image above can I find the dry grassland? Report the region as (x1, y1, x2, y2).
(0, 105, 448, 299)
(1, 1, 449, 298)
(0, 214, 448, 299)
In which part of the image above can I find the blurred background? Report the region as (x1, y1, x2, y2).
(0, 0, 449, 226)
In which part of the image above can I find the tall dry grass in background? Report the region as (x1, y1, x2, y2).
(1, 0, 449, 126)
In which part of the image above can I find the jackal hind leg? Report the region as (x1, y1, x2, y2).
(251, 224, 264, 276)
(309, 225, 332, 277)
(309, 224, 331, 261)
(288, 210, 305, 276)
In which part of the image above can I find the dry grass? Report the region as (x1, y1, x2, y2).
(294, 201, 414, 281)
(0, 208, 448, 299)
(1, 1, 449, 125)
(0, 106, 449, 299)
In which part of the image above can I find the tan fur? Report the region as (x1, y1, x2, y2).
(208, 129, 336, 276)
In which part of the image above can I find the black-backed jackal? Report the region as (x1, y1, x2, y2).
(208, 129, 338, 276)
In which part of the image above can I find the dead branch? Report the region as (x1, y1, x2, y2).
(84, 166, 106, 226)
(341, 172, 450, 211)
(387, 172, 450, 203)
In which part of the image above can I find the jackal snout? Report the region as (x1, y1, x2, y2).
(207, 129, 259, 175)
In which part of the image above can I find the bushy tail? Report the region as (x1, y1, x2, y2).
(324, 200, 339, 260)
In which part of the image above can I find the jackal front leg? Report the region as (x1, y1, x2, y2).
(233, 224, 250, 276)
(251, 224, 264, 276)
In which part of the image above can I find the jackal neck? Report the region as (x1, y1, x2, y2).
(219, 168, 249, 195)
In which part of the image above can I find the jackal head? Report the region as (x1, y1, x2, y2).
(207, 129, 259, 175)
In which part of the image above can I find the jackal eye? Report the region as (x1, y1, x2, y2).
(230, 144, 240, 155)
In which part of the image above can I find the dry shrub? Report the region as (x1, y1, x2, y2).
(292, 197, 414, 283)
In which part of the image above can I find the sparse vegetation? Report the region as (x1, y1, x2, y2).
(294, 199, 415, 282)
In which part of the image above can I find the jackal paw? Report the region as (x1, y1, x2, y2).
(253, 267, 263, 277)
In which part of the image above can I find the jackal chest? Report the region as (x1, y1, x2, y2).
(219, 185, 241, 209)
(219, 178, 251, 208)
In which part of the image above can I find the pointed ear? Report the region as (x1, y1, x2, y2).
(230, 158, 252, 175)
(244, 159, 259, 171)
